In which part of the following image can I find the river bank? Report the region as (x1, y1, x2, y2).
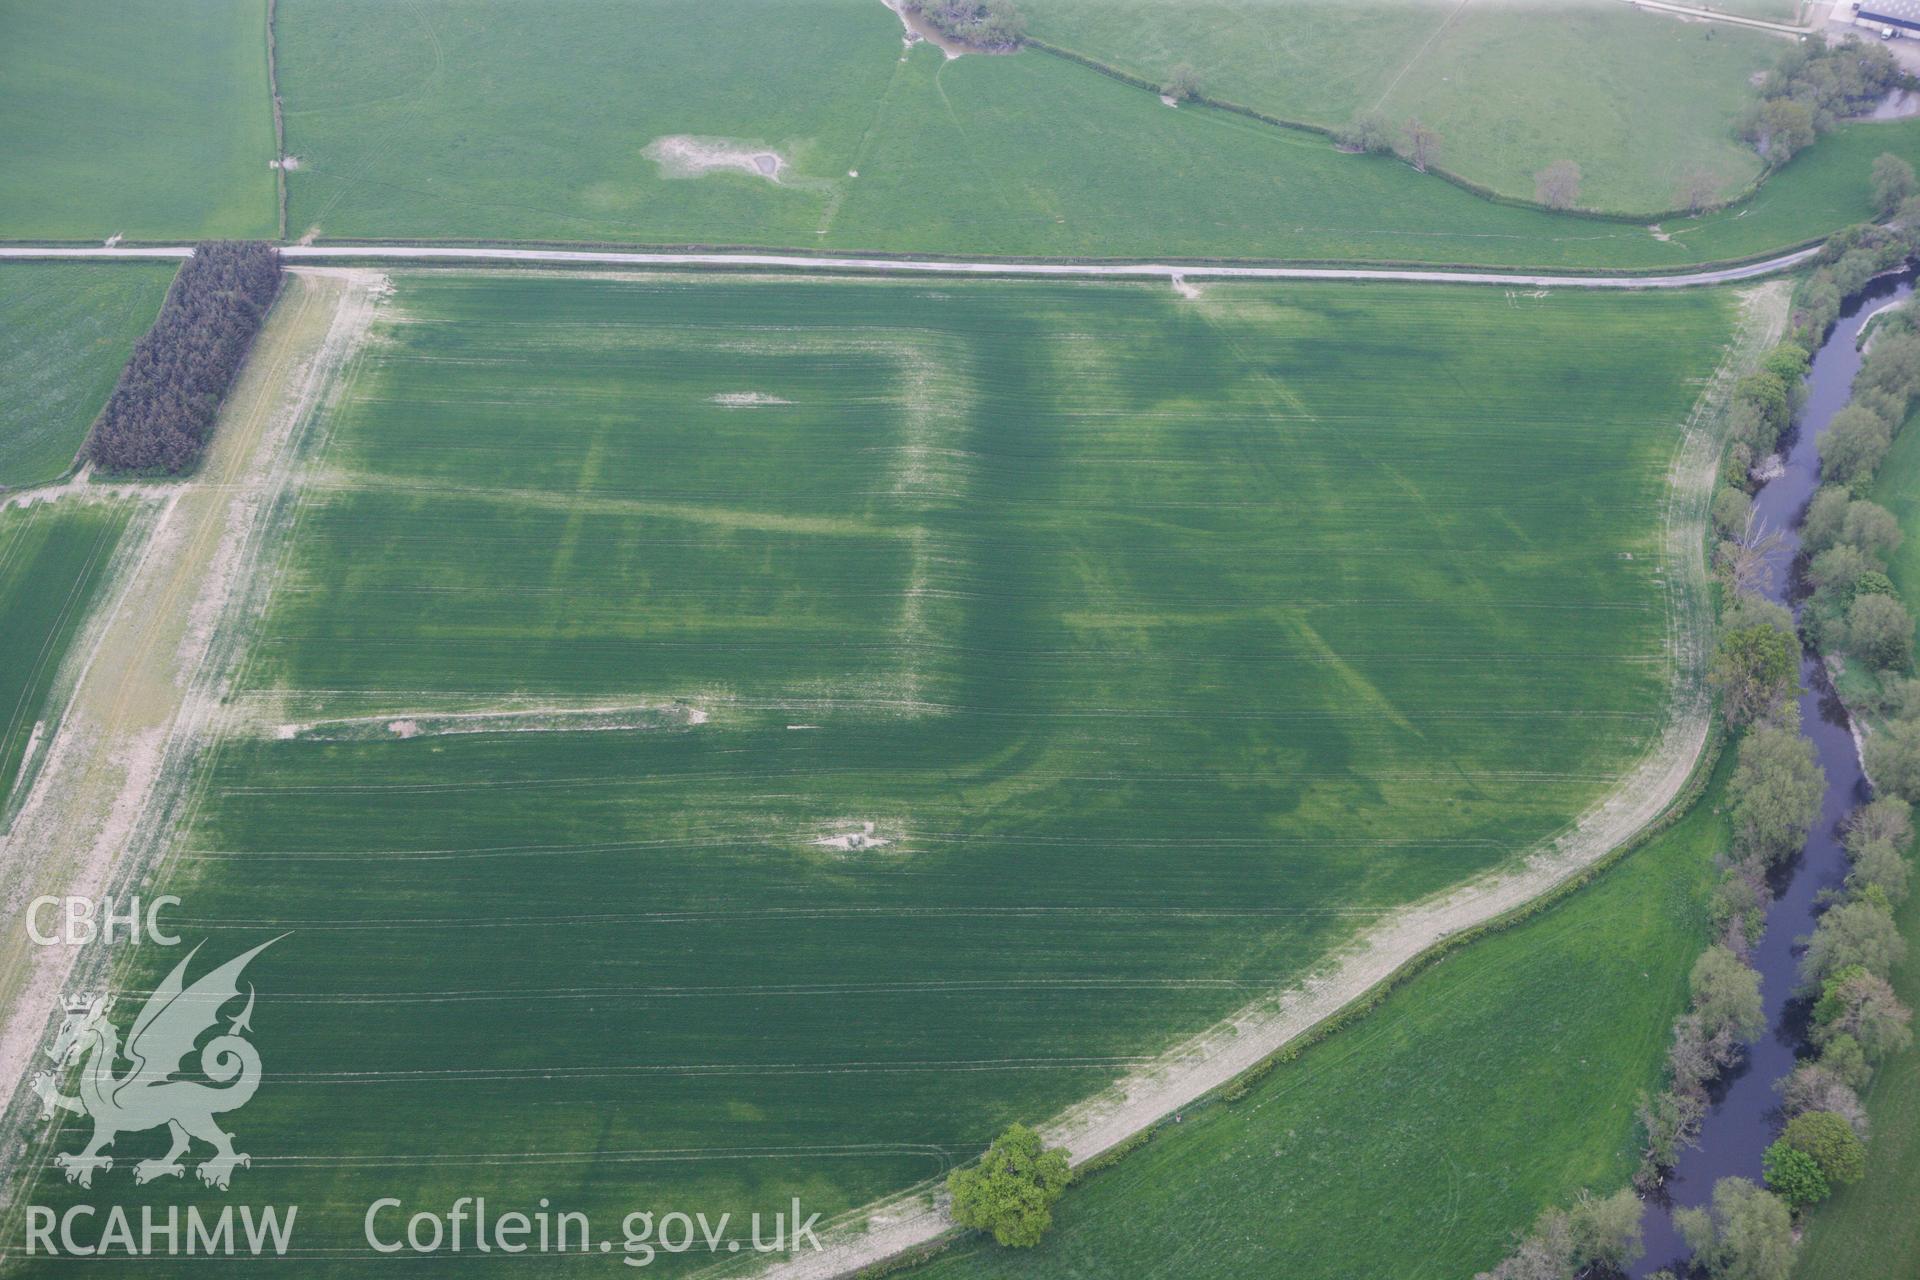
(1631, 268, 1917, 1275)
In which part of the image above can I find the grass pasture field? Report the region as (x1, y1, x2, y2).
(1791, 885, 1920, 1279)
(1792, 419, 1920, 1279)
(0, 264, 175, 489)
(0, 271, 1745, 1273)
(1018, 0, 1780, 214)
(0, 0, 277, 242)
(273, 0, 1920, 269)
(915, 753, 1732, 1280)
(0, 502, 131, 828)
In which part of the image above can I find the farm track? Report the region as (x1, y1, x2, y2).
(0, 242, 1822, 288)
(705, 280, 1795, 1280)
(0, 270, 381, 1219)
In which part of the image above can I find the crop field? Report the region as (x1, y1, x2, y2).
(916, 753, 1730, 1280)
(0, 264, 175, 488)
(1018, 0, 1779, 213)
(0, 271, 1741, 1271)
(0, 0, 276, 242)
(274, 0, 1919, 268)
(0, 502, 131, 827)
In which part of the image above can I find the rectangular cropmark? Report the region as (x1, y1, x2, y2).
(6, 272, 1738, 1275)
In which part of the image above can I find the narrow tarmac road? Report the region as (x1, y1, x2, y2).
(0, 242, 1823, 288)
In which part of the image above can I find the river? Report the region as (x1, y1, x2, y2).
(1632, 269, 1916, 1274)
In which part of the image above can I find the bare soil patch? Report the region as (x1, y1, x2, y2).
(269, 701, 709, 741)
(644, 136, 788, 183)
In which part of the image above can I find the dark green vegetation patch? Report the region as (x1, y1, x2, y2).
(85, 243, 281, 475)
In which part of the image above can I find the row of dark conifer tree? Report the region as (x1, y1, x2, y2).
(86, 241, 281, 474)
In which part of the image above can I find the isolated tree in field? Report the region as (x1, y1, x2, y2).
(1691, 946, 1766, 1043)
(1162, 62, 1201, 102)
(947, 1124, 1071, 1247)
(1730, 714, 1824, 868)
(1673, 1178, 1797, 1280)
(1678, 166, 1721, 215)
(1874, 152, 1918, 217)
(1534, 159, 1581, 210)
(1710, 623, 1798, 727)
(1782, 1110, 1867, 1187)
(1337, 110, 1394, 154)
(1402, 118, 1440, 172)
(1847, 592, 1914, 670)
(1866, 716, 1920, 802)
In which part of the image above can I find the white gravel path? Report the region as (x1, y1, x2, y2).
(0, 242, 1821, 289)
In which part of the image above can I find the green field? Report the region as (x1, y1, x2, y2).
(0, 502, 131, 826)
(1795, 419, 1920, 1278)
(0, 0, 277, 241)
(1792, 884, 1920, 1278)
(275, 0, 1920, 268)
(0, 264, 175, 488)
(1868, 406, 1920, 616)
(1020, 0, 1780, 213)
(917, 753, 1730, 1280)
(3, 272, 1738, 1271)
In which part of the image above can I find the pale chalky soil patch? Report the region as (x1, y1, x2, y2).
(0, 271, 383, 1207)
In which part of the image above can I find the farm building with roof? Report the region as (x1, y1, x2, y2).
(1857, 0, 1920, 33)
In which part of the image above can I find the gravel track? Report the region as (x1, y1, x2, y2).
(0, 242, 1821, 289)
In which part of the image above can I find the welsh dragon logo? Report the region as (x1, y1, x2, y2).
(32, 938, 280, 1191)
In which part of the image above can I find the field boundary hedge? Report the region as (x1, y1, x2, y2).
(266, 0, 287, 242)
(1021, 37, 1772, 225)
